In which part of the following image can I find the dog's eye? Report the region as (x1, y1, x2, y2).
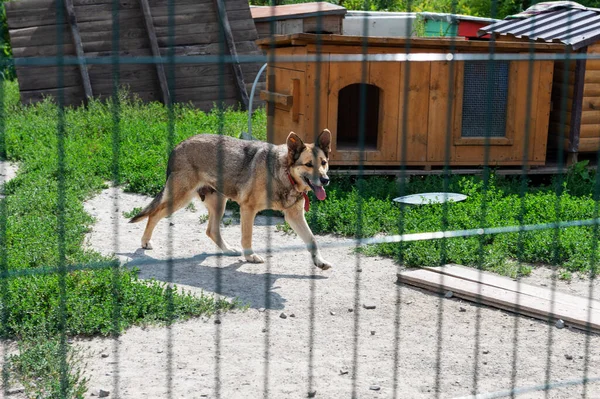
(305, 162, 313, 168)
(321, 160, 327, 166)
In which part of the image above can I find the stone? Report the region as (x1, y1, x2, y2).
(280, 312, 288, 319)
(363, 304, 376, 310)
(444, 291, 454, 299)
(93, 388, 110, 398)
(6, 387, 25, 395)
(555, 319, 565, 329)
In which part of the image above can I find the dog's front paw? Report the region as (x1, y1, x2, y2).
(141, 240, 153, 250)
(315, 258, 333, 270)
(244, 252, 265, 263)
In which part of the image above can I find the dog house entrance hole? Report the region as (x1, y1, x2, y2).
(336, 83, 380, 150)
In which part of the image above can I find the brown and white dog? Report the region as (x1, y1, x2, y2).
(130, 129, 333, 269)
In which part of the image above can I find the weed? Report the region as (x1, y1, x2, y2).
(122, 206, 142, 219)
(199, 213, 209, 224)
(559, 270, 573, 281)
(276, 221, 294, 235)
(186, 202, 197, 212)
(7, 338, 88, 399)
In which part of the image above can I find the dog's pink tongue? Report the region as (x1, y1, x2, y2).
(313, 185, 327, 200)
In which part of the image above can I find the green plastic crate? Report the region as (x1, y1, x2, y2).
(424, 20, 458, 37)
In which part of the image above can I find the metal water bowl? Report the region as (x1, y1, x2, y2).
(393, 192, 468, 206)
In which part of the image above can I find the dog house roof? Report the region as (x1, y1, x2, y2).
(256, 33, 566, 52)
(251, 2, 346, 22)
(478, 2, 600, 50)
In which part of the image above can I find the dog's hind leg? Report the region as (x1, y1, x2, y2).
(140, 173, 197, 249)
(202, 191, 241, 256)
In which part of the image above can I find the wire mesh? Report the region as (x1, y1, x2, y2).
(0, 0, 599, 398)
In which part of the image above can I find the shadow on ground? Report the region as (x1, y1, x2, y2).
(119, 248, 326, 311)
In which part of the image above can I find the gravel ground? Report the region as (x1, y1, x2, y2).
(3, 182, 600, 398)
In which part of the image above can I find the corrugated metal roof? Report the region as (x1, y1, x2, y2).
(478, 8, 600, 50)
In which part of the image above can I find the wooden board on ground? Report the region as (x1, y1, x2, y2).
(397, 265, 600, 333)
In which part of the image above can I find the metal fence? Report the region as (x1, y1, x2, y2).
(1, 1, 600, 398)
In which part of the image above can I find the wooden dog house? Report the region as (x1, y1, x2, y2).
(479, 3, 600, 160)
(258, 34, 565, 167)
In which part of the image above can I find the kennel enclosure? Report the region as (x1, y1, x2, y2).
(258, 33, 565, 167)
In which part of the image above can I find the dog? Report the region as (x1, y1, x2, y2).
(129, 129, 333, 270)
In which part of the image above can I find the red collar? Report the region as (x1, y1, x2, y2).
(287, 172, 310, 212)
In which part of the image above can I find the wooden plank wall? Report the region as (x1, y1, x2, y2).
(5, 0, 265, 110)
(578, 44, 600, 152)
(549, 46, 600, 154)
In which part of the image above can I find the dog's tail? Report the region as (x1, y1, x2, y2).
(129, 189, 164, 223)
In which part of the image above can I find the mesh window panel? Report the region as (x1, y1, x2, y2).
(461, 61, 509, 138)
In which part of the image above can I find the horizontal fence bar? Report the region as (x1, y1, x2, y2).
(10, 51, 600, 68)
(4, 217, 600, 280)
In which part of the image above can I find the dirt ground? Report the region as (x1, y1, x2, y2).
(0, 161, 17, 188)
(5, 183, 600, 398)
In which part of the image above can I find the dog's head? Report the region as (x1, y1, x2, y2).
(286, 129, 331, 200)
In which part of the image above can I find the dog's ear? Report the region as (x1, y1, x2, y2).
(287, 132, 306, 163)
(317, 129, 331, 158)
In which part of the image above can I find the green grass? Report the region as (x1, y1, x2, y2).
(0, 82, 249, 397)
(304, 171, 600, 277)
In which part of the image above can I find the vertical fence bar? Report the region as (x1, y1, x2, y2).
(306, 3, 324, 397)
(472, 3, 499, 392)
(165, 0, 176, 394)
(434, 3, 459, 397)
(545, 16, 575, 398)
(213, 1, 227, 397)
(349, 2, 371, 396)
(110, 0, 122, 394)
(262, 2, 277, 397)
(54, 0, 69, 394)
(392, 1, 414, 397)
(510, 15, 538, 399)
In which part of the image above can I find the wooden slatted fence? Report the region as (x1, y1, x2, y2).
(5, 0, 265, 110)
